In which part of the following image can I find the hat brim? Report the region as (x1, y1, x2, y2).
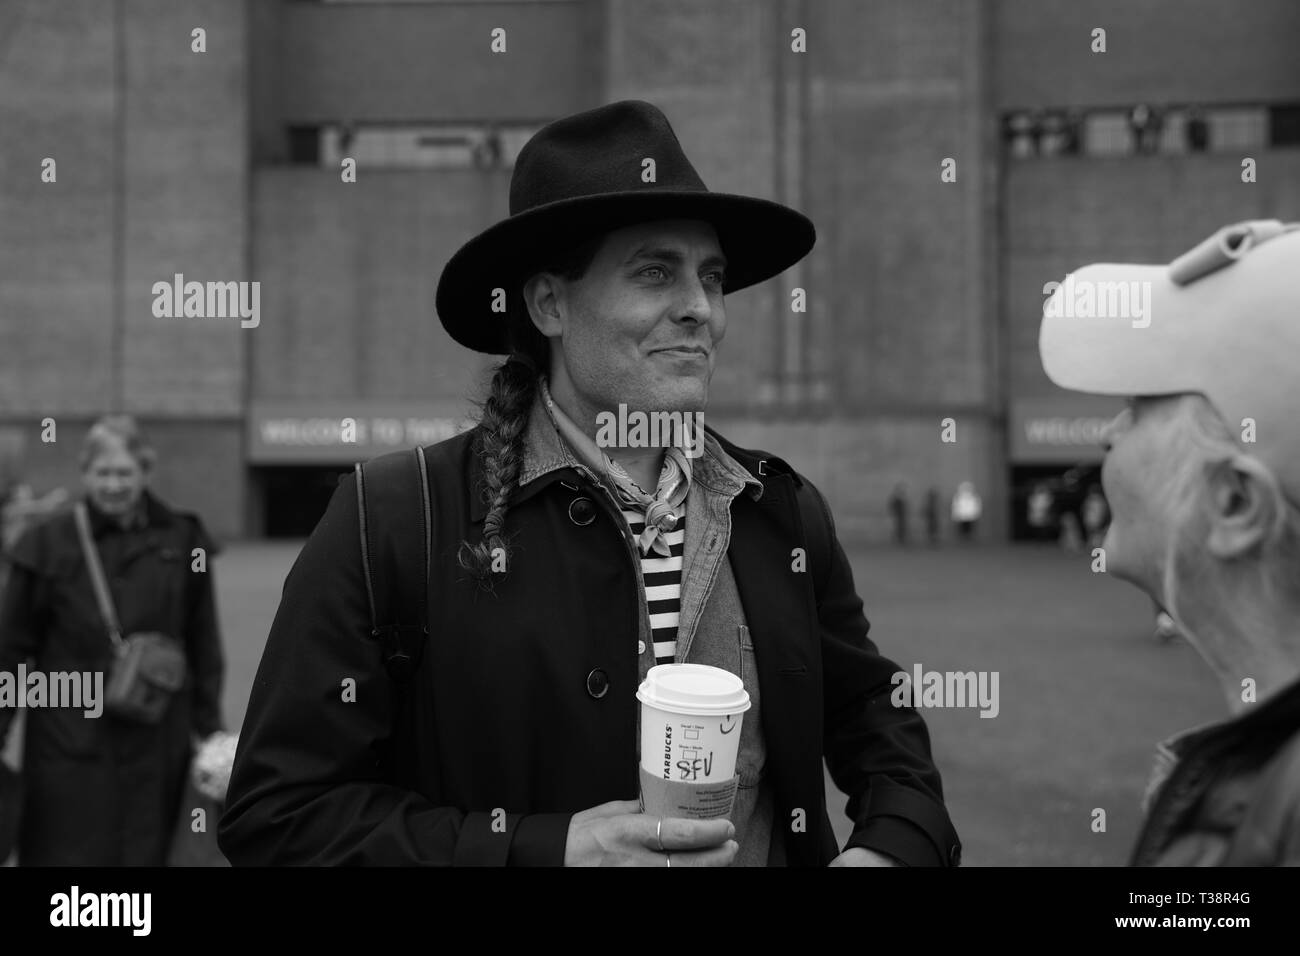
(436, 191, 816, 355)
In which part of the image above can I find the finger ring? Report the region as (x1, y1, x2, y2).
(665, 853, 671, 868)
(656, 817, 664, 852)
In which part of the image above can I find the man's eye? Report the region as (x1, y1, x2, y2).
(705, 270, 727, 286)
(640, 266, 667, 279)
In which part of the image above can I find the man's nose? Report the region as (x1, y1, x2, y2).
(675, 274, 714, 324)
(1098, 407, 1131, 453)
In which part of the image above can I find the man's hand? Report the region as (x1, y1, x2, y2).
(564, 799, 738, 867)
(829, 847, 900, 867)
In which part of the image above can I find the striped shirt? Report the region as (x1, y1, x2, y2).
(622, 507, 685, 665)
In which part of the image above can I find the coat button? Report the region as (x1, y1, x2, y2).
(586, 668, 609, 699)
(637, 640, 646, 655)
(568, 497, 596, 526)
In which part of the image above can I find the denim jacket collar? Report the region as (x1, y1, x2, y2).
(515, 379, 764, 503)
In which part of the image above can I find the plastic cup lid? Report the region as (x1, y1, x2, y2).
(636, 663, 752, 715)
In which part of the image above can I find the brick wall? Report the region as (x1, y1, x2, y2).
(0, 0, 247, 418)
(250, 168, 503, 406)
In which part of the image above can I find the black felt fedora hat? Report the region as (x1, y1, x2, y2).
(435, 99, 816, 355)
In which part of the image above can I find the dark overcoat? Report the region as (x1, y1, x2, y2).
(0, 491, 225, 865)
(219, 426, 961, 866)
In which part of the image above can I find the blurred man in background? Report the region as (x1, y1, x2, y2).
(1040, 219, 1300, 865)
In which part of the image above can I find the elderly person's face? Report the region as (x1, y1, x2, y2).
(1098, 394, 1198, 592)
(533, 218, 727, 418)
(83, 441, 148, 518)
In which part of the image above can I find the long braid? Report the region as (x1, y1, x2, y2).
(456, 357, 539, 591)
(455, 232, 604, 592)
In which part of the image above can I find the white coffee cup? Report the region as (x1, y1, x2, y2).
(636, 664, 751, 819)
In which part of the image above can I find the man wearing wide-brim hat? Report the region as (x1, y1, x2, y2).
(221, 100, 960, 867)
(1040, 219, 1300, 865)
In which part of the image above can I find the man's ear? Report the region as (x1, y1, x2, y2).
(1204, 455, 1281, 558)
(522, 272, 564, 338)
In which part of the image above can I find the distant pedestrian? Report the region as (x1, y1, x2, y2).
(951, 481, 981, 541)
(1026, 482, 1055, 540)
(0, 416, 226, 865)
(1081, 484, 1109, 549)
(1129, 104, 1164, 155)
(1061, 110, 1083, 155)
(887, 482, 910, 545)
(1185, 106, 1209, 152)
(923, 488, 941, 545)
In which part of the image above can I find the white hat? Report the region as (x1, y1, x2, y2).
(1039, 220, 1300, 502)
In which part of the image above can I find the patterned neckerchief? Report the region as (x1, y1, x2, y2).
(539, 376, 693, 558)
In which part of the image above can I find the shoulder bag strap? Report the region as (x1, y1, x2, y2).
(73, 501, 125, 651)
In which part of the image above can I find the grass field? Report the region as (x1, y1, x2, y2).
(212, 538, 1222, 867)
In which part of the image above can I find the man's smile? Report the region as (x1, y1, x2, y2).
(652, 345, 709, 361)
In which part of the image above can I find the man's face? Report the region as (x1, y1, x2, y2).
(83, 443, 148, 518)
(1097, 394, 1194, 593)
(537, 219, 727, 423)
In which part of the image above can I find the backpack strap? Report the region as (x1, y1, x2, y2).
(354, 446, 432, 682)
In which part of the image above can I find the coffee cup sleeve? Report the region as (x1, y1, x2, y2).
(638, 766, 739, 821)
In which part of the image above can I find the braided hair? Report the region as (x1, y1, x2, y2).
(456, 233, 604, 591)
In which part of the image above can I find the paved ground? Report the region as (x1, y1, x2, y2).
(211, 538, 1221, 866)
